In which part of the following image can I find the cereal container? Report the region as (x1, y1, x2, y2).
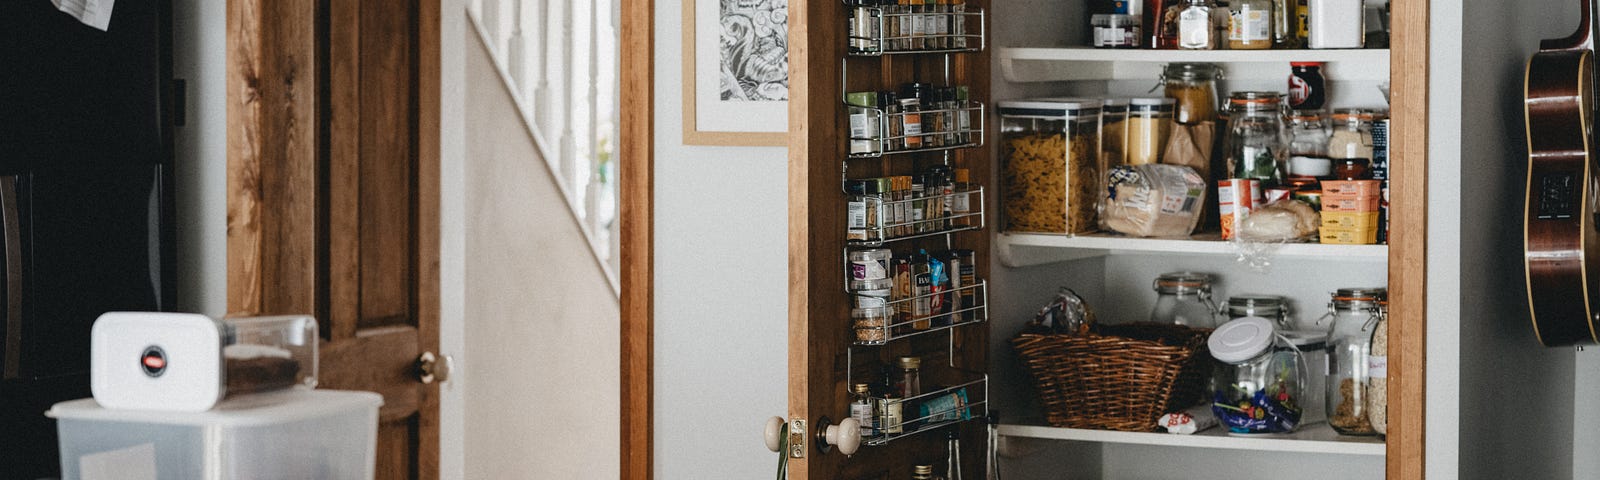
(999, 98, 1103, 234)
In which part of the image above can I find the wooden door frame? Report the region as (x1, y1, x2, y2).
(1388, 0, 1428, 476)
(620, 0, 654, 478)
(226, 0, 441, 477)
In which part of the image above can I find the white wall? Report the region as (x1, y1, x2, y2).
(454, 26, 622, 478)
(652, 0, 791, 477)
(171, 0, 227, 318)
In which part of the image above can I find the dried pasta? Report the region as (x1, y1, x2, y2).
(1002, 132, 1099, 234)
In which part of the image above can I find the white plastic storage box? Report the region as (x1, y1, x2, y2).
(48, 389, 381, 480)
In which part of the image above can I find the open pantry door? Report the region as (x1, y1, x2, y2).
(784, 0, 995, 477)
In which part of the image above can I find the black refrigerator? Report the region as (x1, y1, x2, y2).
(0, 2, 177, 478)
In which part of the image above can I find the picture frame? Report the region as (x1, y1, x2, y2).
(681, 0, 789, 146)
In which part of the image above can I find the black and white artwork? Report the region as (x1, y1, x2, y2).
(718, 0, 789, 102)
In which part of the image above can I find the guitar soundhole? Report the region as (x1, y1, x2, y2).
(1539, 172, 1579, 219)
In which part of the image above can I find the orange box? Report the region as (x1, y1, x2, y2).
(1320, 196, 1381, 212)
(1322, 211, 1381, 229)
(1321, 180, 1383, 197)
(1320, 227, 1379, 245)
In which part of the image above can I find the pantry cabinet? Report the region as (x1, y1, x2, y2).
(782, 0, 1426, 478)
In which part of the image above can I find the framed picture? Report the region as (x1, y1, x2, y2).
(682, 0, 789, 146)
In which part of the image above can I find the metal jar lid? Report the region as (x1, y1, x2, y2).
(1153, 272, 1213, 295)
(1163, 62, 1223, 81)
(1227, 295, 1286, 314)
(897, 356, 921, 370)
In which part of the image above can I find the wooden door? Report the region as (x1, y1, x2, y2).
(787, 0, 993, 478)
(226, 0, 442, 478)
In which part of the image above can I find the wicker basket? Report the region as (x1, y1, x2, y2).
(1012, 322, 1212, 432)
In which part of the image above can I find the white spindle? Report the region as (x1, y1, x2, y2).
(505, 0, 526, 96)
(480, 0, 502, 54)
(586, 0, 604, 240)
(530, 0, 550, 123)
(559, 0, 578, 207)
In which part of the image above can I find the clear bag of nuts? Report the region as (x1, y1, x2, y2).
(999, 98, 1103, 234)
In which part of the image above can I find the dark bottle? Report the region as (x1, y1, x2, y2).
(1288, 62, 1327, 111)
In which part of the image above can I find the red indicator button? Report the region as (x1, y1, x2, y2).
(143, 355, 165, 369)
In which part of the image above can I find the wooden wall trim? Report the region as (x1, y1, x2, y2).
(417, 1, 443, 478)
(1389, 0, 1429, 476)
(620, 0, 655, 477)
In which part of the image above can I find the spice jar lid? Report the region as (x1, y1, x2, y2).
(852, 383, 872, 395)
(1209, 316, 1277, 364)
(914, 465, 935, 475)
(897, 356, 922, 369)
(1153, 272, 1213, 294)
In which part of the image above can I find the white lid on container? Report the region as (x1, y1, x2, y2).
(1209, 316, 1277, 364)
(48, 389, 383, 428)
(1101, 98, 1130, 108)
(998, 98, 1104, 118)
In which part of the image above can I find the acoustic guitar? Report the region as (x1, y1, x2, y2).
(1525, 0, 1600, 346)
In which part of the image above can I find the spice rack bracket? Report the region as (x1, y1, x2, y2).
(999, 47, 1391, 82)
(996, 422, 1384, 457)
(994, 232, 1389, 268)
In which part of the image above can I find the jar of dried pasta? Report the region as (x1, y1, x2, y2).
(999, 98, 1103, 234)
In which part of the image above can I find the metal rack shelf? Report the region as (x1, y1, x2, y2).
(845, 7, 986, 56)
(847, 185, 986, 246)
(846, 102, 986, 159)
(860, 377, 989, 446)
(850, 281, 988, 346)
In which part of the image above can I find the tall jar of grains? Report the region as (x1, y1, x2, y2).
(999, 98, 1104, 235)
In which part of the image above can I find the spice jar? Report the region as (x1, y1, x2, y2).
(1209, 316, 1308, 434)
(1226, 92, 1290, 186)
(1226, 295, 1290, 328)
(851, 383, 876, 437)
(853, 306, 893, 343)
(1227, 0, 1274, 50)
(1101, 98, 1130, 169)
(912, 464, 940, 480)
(1149, 272, 1220, 328)
(1163, 63, 1222, 125)
(999, 98, 1103, 234)
(1367, 300, 1389, 435)
(896, 356, 923, 398)
(1321, 287, 1385, 436)
(1127, 97, 1175, 165)
(1288, 112, 1332, 180)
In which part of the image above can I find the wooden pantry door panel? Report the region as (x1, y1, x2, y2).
(227, 0, 441, 477)
(787, 0, 993, 478)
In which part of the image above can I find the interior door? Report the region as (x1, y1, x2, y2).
(226, 0, 442, 478)
(786, 0, 994, 478)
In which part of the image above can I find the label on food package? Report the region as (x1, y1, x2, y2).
(851, 260, 889, 282)
(1368, 355, 1388, 379)
(848, 200, 867, 229)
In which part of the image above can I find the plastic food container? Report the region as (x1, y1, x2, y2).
(91, 313, 319, 412)
(1209, 316, 1308, 434)
(999, 98, 1103, 235)
(49, 389, 382, 480)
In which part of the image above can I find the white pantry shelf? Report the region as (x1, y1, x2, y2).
(995, 232, 1387, 267)
(999, 47, 1391, 82)
(999, 422, 1386, 457)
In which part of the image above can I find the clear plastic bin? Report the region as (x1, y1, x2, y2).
(49, 389, 381, 480)
(91, 313, 320, 412)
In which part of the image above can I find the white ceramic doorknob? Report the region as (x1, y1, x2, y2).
(764, 416, 786, 452)
(821, 418, 862, 456)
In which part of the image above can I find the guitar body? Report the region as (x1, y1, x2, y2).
(1525, 9, 1600, 346)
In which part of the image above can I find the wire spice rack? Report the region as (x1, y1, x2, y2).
(845, 102, 987, 159)
(847, 185, 986, 246)
(850, 281, 988, 346)
(845, 7, 987, 56)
